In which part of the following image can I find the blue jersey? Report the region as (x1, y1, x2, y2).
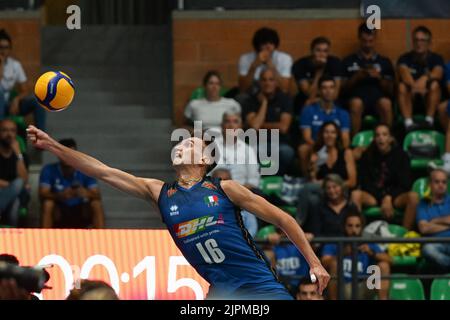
(158, 177, 293, 299)
(274, 243, 309, 288)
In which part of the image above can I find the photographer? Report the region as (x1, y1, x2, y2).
(39, 138, 105, 228)
(0, 119, 28, 227)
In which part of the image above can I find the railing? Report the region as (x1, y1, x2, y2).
(257, 237, 450, 300)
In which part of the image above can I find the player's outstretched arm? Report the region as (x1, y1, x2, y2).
(27, 125, 163, 202)
(221, 179, 330, 294)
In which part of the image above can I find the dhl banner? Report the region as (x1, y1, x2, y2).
(0, 228, 209, 300)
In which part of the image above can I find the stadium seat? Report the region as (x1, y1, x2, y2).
(256, 225, 276, 240)
(403, 130, 445, 170)
(362, 206, 401, 219)
(430, 277, 450, 300)
(362, 115, 377, 129)
(389, 275, 425, 300)
(189, 87, 228, 100)
(387, 224, 418, 266)
(351, 130, 374, 148)
(260, 176, 283, 197)
(412, 177, 450, 199)
(388, 224, 407, 237)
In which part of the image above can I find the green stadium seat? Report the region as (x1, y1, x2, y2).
(260, 176, 283, 197)
(389, 275, 425, 300)
(280, 206, 296, 217)
(362, 115, 377, 129)
(430, 277, 450, 300)
(362, 206, 401, 219)
(256, 225, 276, 240)
(388, 224, 408, 237)
(351, 130, 374, 148)
(403, 130, 445, 170)
(412, 177, 430, 199)
(190, 87, 228, 100)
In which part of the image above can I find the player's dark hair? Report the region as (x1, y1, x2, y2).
(59, 138, 77, 150)
(202, 70, 222, 87)
(0, 29, 12, 45)
(310, 36, 331, 51)
(318, 75, 335, 88)
(358, 22, 377, 37)
(0, 253, 20, 265)
(413, 25, 432, 39)
(252, 27, 280, 52)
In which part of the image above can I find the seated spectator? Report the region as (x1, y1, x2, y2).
(39, 138, 105, 228)
(0, 29, 45, 130)
(238, 27, 292, 99)
(184, 70, 241, 135)
(296, 277, 323, 300)
(296, 122, 356, 228)
(437, 61, 450, 172)
(416, 168, 450, 271)
(66, 280, 119, 300)
(397, 26, 444, 129)
(245, 68, 295, 175)
(291, 36, 343, 113)
(321, 210, 391, 300)
(303, 174, 358, 238)
(0, 119, 28, 226)
(298, 76, 350, 177)
(342, 23, 394, 133)
(211, 167, 258, 237)
(351, 124, 419, 229)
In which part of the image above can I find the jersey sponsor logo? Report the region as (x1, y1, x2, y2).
(167, 188, 177, 197)
(201, 181, 217, 190)
(169, 205, 179, 216)
(174, 214, 224, 238)
(204, 195, 219, 207)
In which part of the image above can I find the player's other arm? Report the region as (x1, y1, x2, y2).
(27, 125, 163, 202)
(221, 179, 330, 294)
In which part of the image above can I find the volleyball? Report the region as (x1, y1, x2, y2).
(34, 71, 75, 112)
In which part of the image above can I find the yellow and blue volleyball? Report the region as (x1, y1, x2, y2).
(34, 71, 75, 112)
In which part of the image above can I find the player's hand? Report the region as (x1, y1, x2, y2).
(26, 125, 54, 150)
(309, 264, 330, 295)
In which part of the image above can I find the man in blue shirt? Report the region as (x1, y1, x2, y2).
(321, 210, 392, 300)
(416, 168, 450, 270)
(298, 75, 350, 176)
(39, 138, 104, 228)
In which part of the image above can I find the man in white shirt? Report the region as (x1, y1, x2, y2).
(238, 27, 292, 96)
(0, 29, 45, 130)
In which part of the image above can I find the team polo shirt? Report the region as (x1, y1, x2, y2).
(397, 51, 444, 80)
(416, 195, 450, 238)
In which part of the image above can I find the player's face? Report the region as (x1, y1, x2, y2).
(430, 171, 448, 197)
(319, 80, 335, 102)
(345, 216, 362, 236)
(325, 181, 342, 201)
(259, 70, 277, 95)
(172, 137, 206, 166)
(374, 126, 392, 154)
(323, 124, 338, 147)
(0, 39, 11, 60)
(359, 33, 376, 53)
(205, 75, 221, 100)
(413, 31, 430, 54)
(0, 120, 17, 146)
(312, 43, 329, 65)
(296, 284, 321, 300)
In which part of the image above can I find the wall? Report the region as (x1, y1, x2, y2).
(172, 11, 450, 126)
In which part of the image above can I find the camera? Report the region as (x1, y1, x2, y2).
(0, 262, 50, 293)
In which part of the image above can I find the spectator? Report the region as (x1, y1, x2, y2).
(397, 26, 444, 129)
(184, 71, 241, 135)
(66, 280, 119, 300)
(296, 277, 323, 300)
(0, 29, 45, 130)
(39, 138, 105, 228)
(321, 210, 391, 300)
(0, 119, 28, 227)
(351, 124, 419, 229)
(303, 174, 358, 238)
(342, 23, 394, 133)
(437, 62, 450, 172)
(238, 27, 292, 98)
(416, 168, 450, 271)
(298, 76, 351, 177)
(292, 36, 343, 113)
(211, 167, 258, 238)
(296, 122, 357, 229)
(245, 68, 295, 175)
